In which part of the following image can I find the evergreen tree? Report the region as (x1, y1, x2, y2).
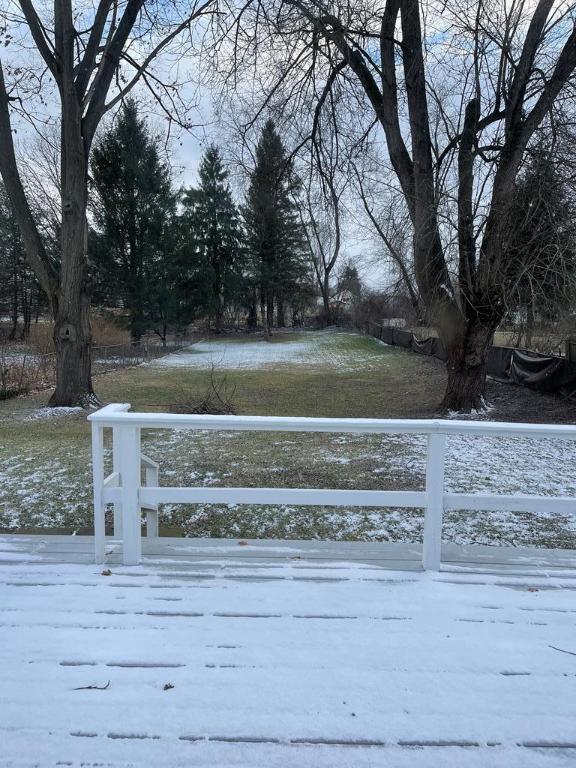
(0, 185, 42, 339)
(243, 119, 309, 337)
(338, 263, 363, 301)
(180, 147, 244, 333)
(90, 100, 178, 342)
(507, 147, 576, 346)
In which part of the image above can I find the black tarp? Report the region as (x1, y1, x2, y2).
(487, 346, 513, 379)
(393, 329, 413, 348)
(366, 323, 575, 398)
(509, 349, 576, 397)
(380, 327, 395, 345)
(431, 337, 447, 361)
(410, 336, 435, 356)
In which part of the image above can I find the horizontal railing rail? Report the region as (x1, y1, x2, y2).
(88, 404, 576, 568)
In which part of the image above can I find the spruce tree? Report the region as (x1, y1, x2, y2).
(90, 100, 177, 342)
(243, 119, 308, 337)
(180, 146, 243, 333)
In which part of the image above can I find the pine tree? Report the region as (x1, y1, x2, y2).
(90, 100, 177, 342)
(0, 185, 41, 339)
(243, 119, 309, 338)
(180, 146, 243, 333)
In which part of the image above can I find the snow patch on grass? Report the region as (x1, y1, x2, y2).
(148, 332, 387, 372)
(24, 406, 84, 421)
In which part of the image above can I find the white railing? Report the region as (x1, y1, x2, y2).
(88, 403, 576, 569)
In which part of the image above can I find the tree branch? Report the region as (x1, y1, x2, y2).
(100, 0, 215, 120)
(458, 97, 480, 303)
(82, 0, 147, 143)
(506, 0, 555, 136)
(0, 61, 59, 308)
(74, 0, 114, 99)
(17, 0, 59, 80)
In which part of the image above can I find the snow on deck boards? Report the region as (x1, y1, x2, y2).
(2, 534, 576, 575)
(1, 541, 576, 766)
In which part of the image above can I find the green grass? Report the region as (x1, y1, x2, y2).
(1, 331, 574, 548)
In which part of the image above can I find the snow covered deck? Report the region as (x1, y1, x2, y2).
(2, 535, 576, 767)
(3, 533, 576, 574)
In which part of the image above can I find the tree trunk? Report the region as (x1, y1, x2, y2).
(439, 319, 496, 413)
(21, 279, 32, 339)
(262, 298, 274, 341)
(276, 299, 285, 328)
(49, 136, 95, 407)
(9, 254, 19, 340)
(49, 289, 94, 406)
(247, 298, 257, 331)
(525, 303, 535, 349)
(321, 279, 332, 326)
(214, 302, 223, 334)
(260, 298, 270, 340)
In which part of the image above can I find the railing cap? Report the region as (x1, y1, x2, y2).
(87, 403, 131, 422)
(87, 403, 576, 439)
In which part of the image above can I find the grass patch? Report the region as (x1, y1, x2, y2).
(1, 331, 574, 548)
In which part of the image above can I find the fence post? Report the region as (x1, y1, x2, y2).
(117, 425, 142, 565)
(91, 423, 106, 564)
(423, 432, 446, 571)
(112, 427, 123, 538)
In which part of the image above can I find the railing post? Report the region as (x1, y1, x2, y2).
(91, 423, 105, 564)
(423, 432, 446, 571)
(145, 463, 159, 538)
(117, 425, 142, 565)
(112, 427, 123, 538)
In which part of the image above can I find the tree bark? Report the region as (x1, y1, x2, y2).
(321, 277, 332, 325)
(265, 297, 274, 339)
(260, 297, 270, 339)
(247, 296, 257, 330)
(439, 318, 496, 412)
(9, 255, 18, 340)
(50, 290, 94, 406)
(48, 194, 95, 406)
(276, 299, 285, 328)
(214, 294, 224, 334)
(49, 95, 95, 407)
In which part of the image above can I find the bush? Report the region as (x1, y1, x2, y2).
(169, 367, 237, 415)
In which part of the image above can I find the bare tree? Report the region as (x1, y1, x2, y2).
(0, 0, 214, 405)
(351, 160, 422, 320)
(218, 0, 576, 410)
(300, 163, 343, 325)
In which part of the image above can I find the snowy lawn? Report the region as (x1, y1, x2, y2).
(1, 557, 576, 767)
(148, 330, 390, 371)
(1, 331, 575, 548)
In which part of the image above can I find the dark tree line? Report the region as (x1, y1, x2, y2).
(88, 104, 314, 344)
(0, 186, 45, 340)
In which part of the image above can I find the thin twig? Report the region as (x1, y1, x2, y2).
(549, 645, 576, 657)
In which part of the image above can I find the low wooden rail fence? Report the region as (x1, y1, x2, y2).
(88, 404, 576, 569)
